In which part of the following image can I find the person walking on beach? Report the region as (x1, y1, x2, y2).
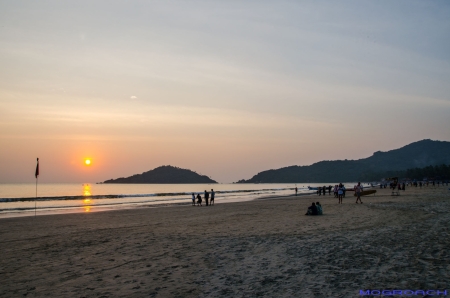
(328, 185, 332, 195)
(210, 189, 215, 205)
(191, 192, 196, 206)
(204, 190, 209, 206)
(338, 184, 344, 204)
(355, 182, 363, 204)
(295, 187, 298, 196)
(196, 194, 202, 206)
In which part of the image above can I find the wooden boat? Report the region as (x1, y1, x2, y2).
(354, 189, 376, 196)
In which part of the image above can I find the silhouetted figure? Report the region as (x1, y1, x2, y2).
(210, 189, 215, 205)
(316, 202, 323, 215)
(295, 187, 298, 196)
(204, 190, 209, 206)
(196, 194, 202, 206)
(305, 202, 318, 215)
(328, 185, 332, 195)
(191, 193, 196, 206)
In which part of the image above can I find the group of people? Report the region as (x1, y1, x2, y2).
(192, 189, 215, 206)
(314, 184, 349, 199)
(316, 185, 333, 196)
(306, 182, 365, 214)
(380, 180, 449, 189)
(410, 180, 448, 187)
(305, 201, 323, 215)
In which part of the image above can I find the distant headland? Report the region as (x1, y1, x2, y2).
(102, 165, 217, 184)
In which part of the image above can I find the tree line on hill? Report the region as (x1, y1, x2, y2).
(358, 164, 450, 181)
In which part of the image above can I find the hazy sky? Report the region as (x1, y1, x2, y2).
(1, 1, 449, 183)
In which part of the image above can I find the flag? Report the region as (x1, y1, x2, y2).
(35, 158, 39, 178)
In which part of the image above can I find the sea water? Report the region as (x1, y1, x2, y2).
(0, 182, 356, 217)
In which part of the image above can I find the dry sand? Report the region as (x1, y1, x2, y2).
(0, 186, 449, 297)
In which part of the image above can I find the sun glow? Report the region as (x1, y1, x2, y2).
(84, 159, 91, 165)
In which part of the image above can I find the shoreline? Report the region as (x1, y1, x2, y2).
(1, 184, 379, 219)
(0, 190, 318, 219)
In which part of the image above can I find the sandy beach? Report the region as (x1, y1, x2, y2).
(0, 186, 449, 297)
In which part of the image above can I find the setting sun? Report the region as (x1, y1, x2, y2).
(85, 159, 91, 165)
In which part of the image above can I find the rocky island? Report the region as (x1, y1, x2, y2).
(102, 165, 217, 184)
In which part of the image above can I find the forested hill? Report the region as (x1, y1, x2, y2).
(236, 139, 450, 183)
(103, 165, 217, 184)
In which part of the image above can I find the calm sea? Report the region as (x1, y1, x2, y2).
(0, 182, 356, 217)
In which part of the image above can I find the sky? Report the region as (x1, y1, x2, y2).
(1, 0, 450, 183)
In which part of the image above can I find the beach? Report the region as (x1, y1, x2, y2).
(0, 186, 448, 297)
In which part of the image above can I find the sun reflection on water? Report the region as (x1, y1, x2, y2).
(83, 184, 91, 197)
(82, 184, 92, 212)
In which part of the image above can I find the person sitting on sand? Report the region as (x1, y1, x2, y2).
(196, 194, 202, 206)
(305, 202, 318, 215)
(191, 192, 196, 206)
(316, 202, 323, 215)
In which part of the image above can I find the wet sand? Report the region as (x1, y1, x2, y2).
(0, 186, 449, 297)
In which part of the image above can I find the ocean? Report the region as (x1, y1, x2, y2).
(0, 182, 358, 217)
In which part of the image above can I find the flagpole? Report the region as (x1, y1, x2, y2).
(35, 158, 39, 217)
(35, 177, 37, 217)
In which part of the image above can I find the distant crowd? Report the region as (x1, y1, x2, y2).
(379, 180, 449, 191)
(406, 180, 448, 187)
(313, 183, 364, 203)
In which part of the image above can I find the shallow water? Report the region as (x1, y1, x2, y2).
(0, 182, 363, 217)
